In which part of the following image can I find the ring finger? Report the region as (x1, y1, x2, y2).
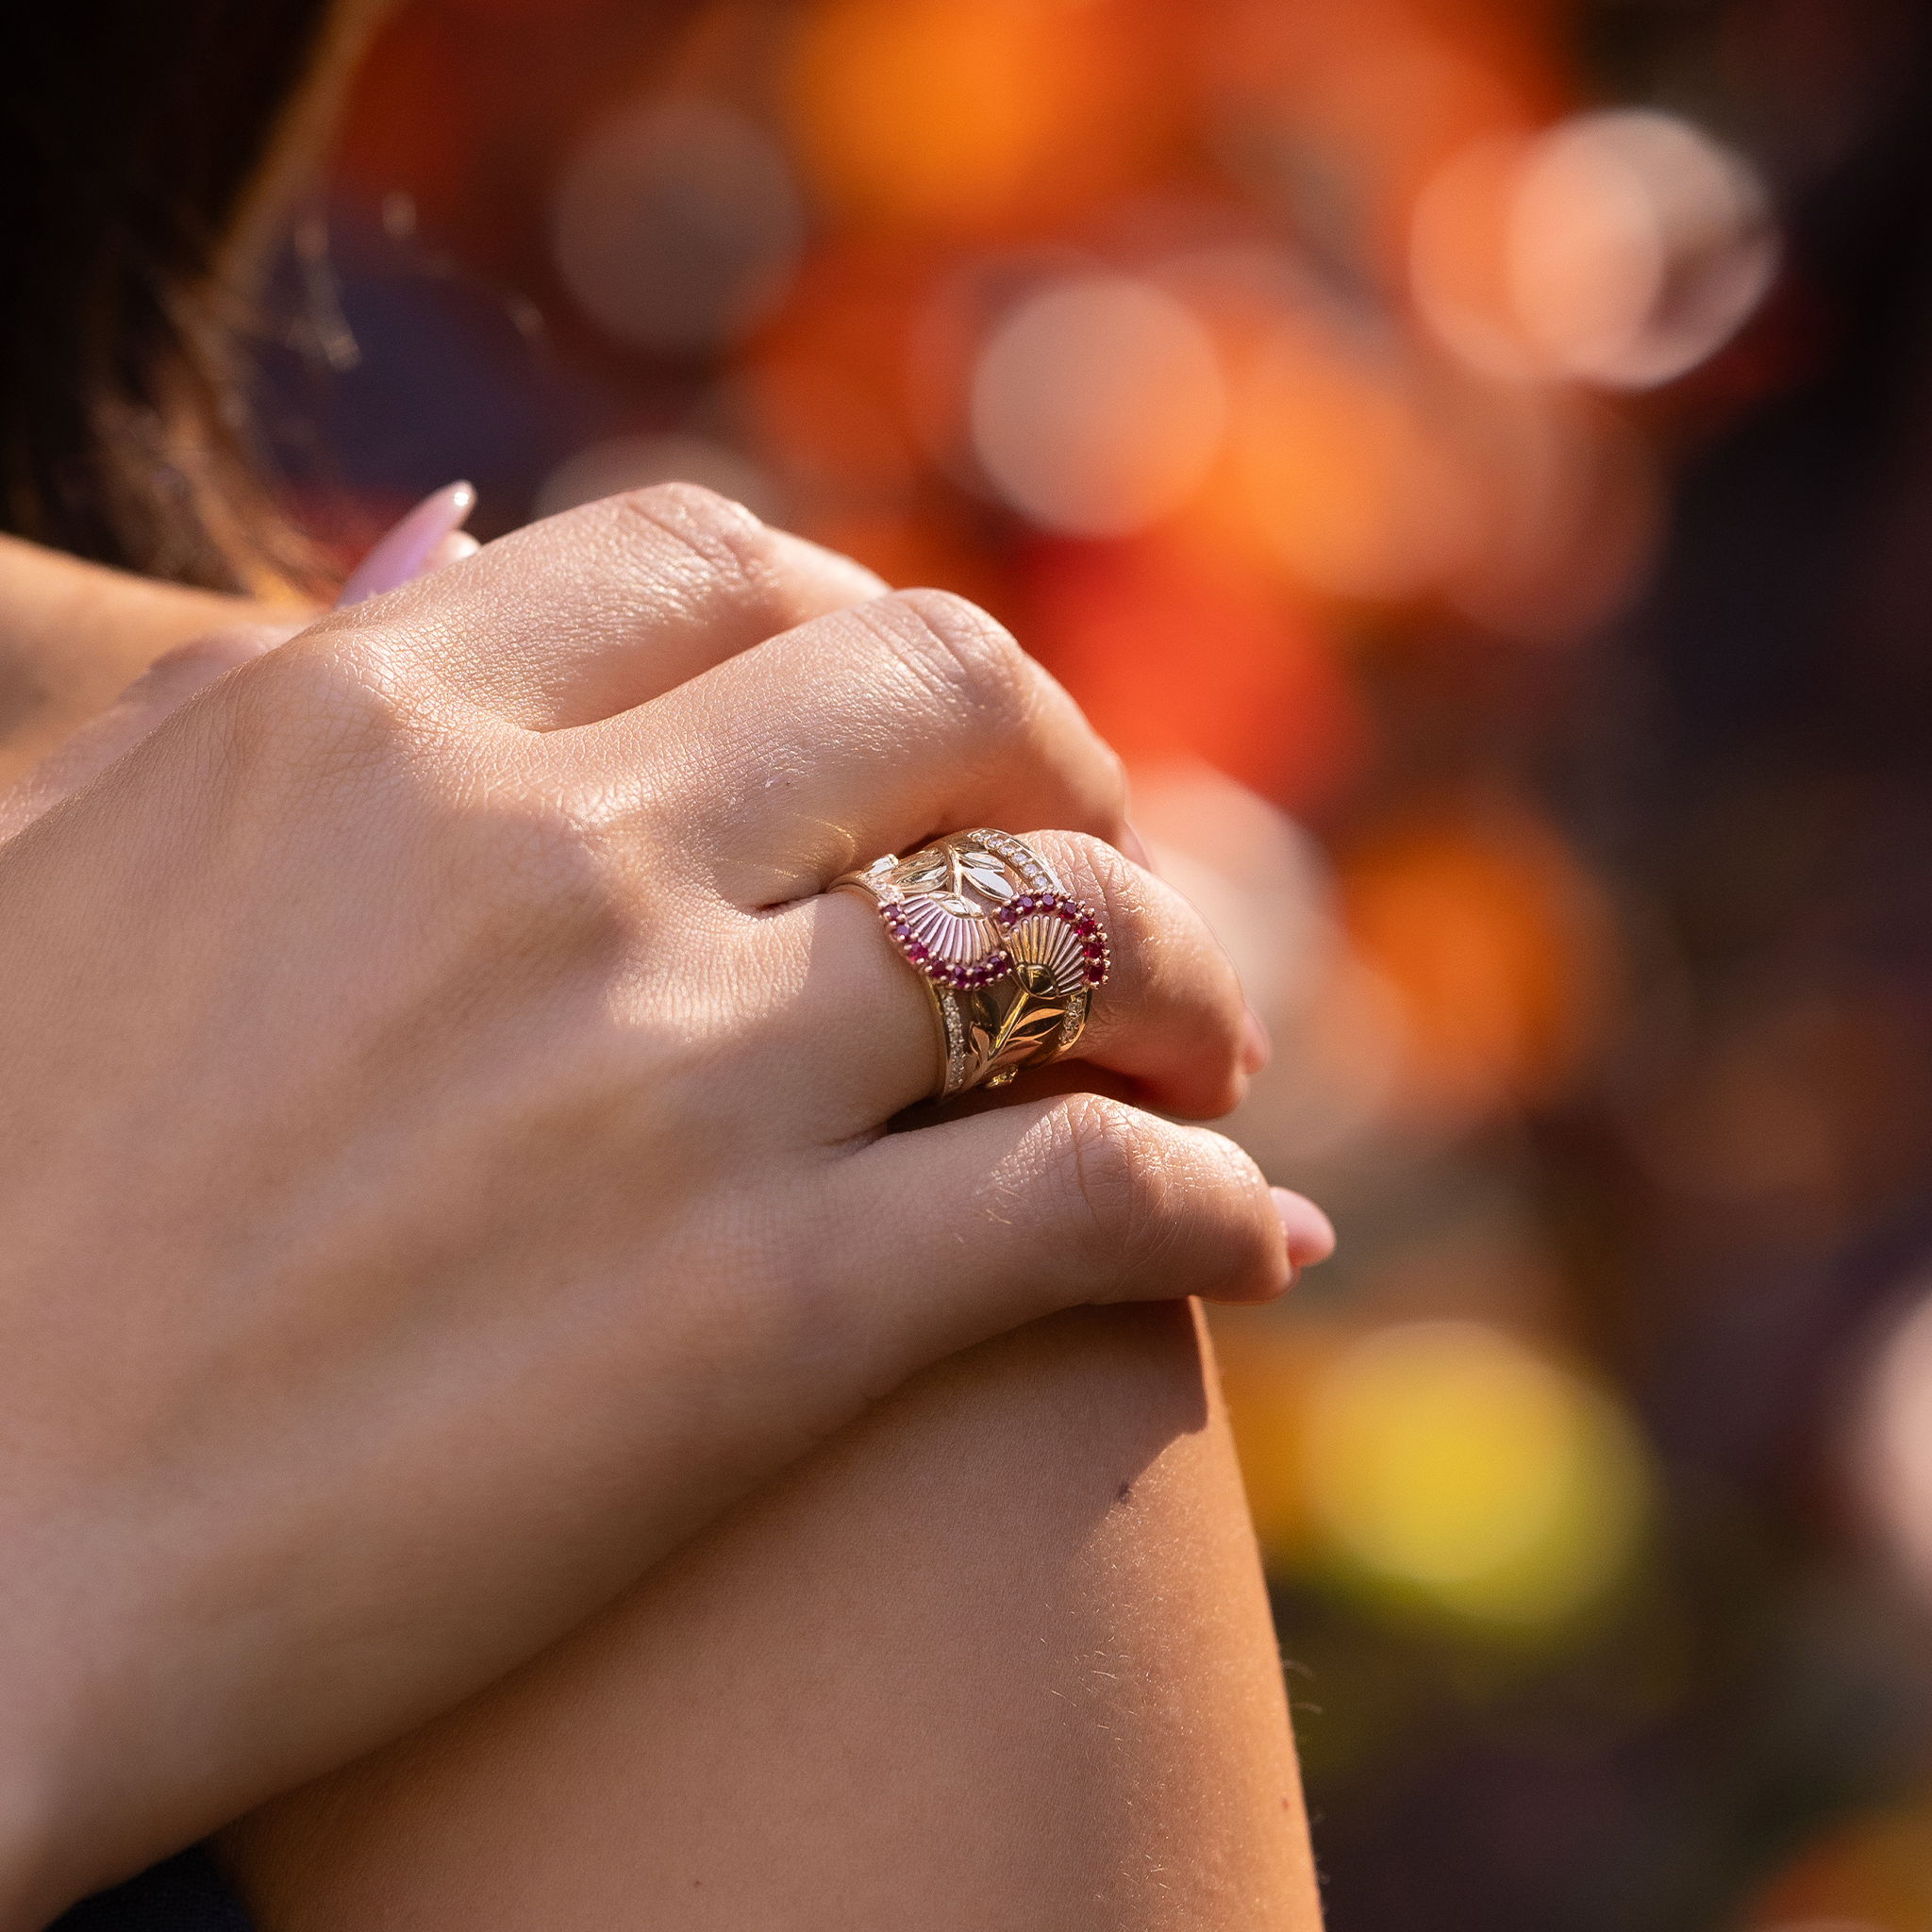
(785, 828, 1251, 1127)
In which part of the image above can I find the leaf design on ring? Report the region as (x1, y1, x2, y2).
(988, 995, 1069, 1068)
(899, 844, 1014, 909)
(894, 850, 950, 895)
(955, 852, 1015, 905)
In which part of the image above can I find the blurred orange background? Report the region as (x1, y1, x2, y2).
(259, 1, 1932, 1924)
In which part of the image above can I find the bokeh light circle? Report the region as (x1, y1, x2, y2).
(1339, 809, 1617, 1124)
(1411, 110, 1776, 390)
(1743, 1790, 1932, 1932)
(1303, 1321, 1649, 1626)
(1856, 1283, 1932, 1607)
(1510, 109, 1777, 389)
(549, 97, 805, 356)
(970, 276, 1225, 537)
(783, 0, 1150, 233)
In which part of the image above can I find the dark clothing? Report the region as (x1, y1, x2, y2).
(47, 1849, 252, 1932)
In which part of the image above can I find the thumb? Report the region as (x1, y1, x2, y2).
(2, 486, 488, 842)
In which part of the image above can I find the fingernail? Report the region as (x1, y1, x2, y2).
(1271, 1188, 1336, 1268)
(1120, 819, 1154, 870)
(419, 529, 481, 573)
(336, 481, 477, 607)
(1241, 1005, 1272, 1075)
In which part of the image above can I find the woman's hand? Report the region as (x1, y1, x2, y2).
(0, 487, 1315, 1924)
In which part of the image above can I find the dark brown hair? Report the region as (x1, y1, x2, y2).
(0, 1, 339, 590)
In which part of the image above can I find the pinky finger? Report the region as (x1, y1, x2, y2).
(826, 1093, 1300, 1388)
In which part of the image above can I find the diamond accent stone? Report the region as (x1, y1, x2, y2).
(941, 991, 967, 1094)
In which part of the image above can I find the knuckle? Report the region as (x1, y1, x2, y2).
(209, 641, 413, 792)
(1043, 1100, 1275, 1291)
(1041, 830, 1141, 948)
(609, 481, 775, 592)
(144, 624, 282, 680)
(866, 589, 1034, 732)
(1034, 659, 1130, 830)
(1048, 1092, 1169, 1275)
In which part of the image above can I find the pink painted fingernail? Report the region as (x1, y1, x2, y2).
(1271, 1188, 1336, 1269)
(418, 529, 481, 573)
(1241, 1005, 1272, 1075)
(336, 481, 476, 606)
(1120, 819, 1154, 871)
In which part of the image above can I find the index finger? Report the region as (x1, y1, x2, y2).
(321, 485, 889, 731)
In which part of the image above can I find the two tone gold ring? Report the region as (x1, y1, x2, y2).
(834, 829, 1110, 1101)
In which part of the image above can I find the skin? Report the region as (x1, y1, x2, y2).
(0, 529, 306, 789)
(0, 486, 1328, 1927)
(223, 1303, 1323, 1932)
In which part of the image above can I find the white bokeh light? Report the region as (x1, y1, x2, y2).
(970, 276, 1226, 537)
(1510, 109, 1777, 390)
(1857, 1284, 1932, 1606)
(1412, 110, 1777, 391)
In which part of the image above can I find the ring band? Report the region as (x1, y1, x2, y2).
(834, 829, 1110, 1100)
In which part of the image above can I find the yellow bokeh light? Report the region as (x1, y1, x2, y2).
(1301, 1322, 1649, 1627)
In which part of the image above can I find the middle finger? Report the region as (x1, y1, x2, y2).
(575, 588, 1129, 908)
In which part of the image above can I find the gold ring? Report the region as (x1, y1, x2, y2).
(834, 828, 1111, 1100)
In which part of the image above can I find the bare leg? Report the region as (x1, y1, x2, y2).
(221, 1301, 1321, 1931)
